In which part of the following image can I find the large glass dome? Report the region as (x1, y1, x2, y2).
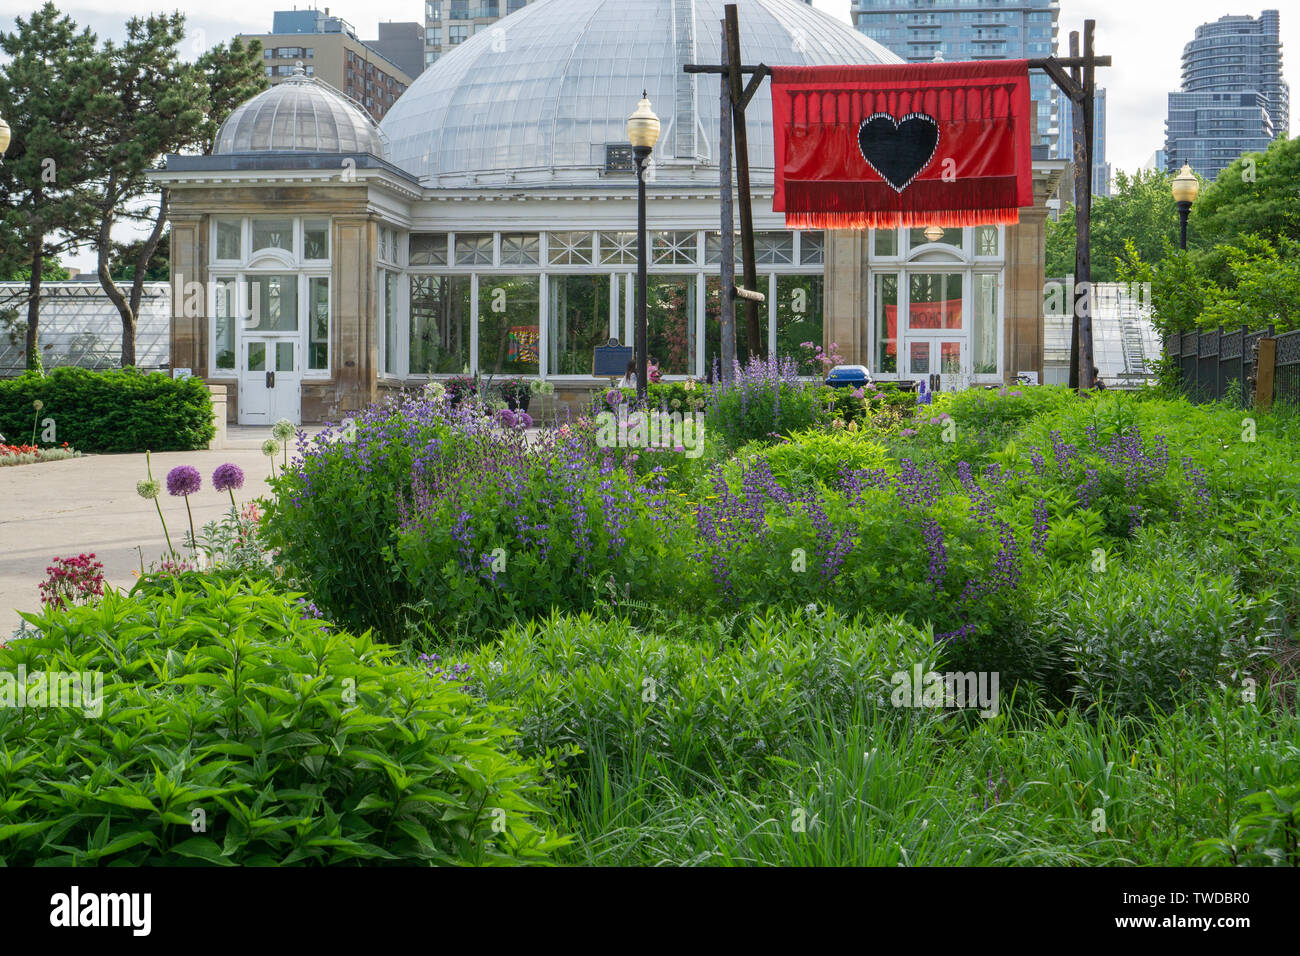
(215, 66, 388, 158)
(381, 0, 899, 187)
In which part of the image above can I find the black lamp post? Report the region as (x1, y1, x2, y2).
(1172, 163, 1199, 251)
(627, 92, 660, 405)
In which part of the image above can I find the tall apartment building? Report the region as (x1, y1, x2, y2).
(369, 22, 426, 80)
(423, 1, 533, 68)
(850, 0, 1064, 159)
(1164, 10, 1289, 179)
(241, 9, 415, 123)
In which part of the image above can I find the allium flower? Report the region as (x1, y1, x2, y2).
(136, 478, 161, 500)
(604, 389, 622, 407)
(212, 463, 245, 492)
(261, 438, 281, 457)
(32, 399, 44, 412)
(213, 462, 246, 510)
(271, 418, 296, 442)
(166, 466, 201, 560)
(496, 408, 518, 428)
(517, 411, 534, 429)
(166, 465, 201, 497)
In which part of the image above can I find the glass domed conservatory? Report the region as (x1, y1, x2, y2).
(155, 0, 1064, 425)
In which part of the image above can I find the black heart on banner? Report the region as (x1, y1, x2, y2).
(857, 112, 941, 193)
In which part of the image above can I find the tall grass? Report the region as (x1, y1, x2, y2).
(552, 691, 1300, 866)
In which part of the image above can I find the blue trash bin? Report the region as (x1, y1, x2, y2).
(824, 365, 873, 389)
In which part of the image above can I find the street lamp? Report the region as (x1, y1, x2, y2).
(627, 91, 660, 404)
(1171, 163, 1199, 251)
(0, 114, 11, 164)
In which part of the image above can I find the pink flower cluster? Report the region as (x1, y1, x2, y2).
(38, 553, 106, 610)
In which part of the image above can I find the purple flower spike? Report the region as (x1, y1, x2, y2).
(212, 462, 245, 492)
(166, 465, 202, 497)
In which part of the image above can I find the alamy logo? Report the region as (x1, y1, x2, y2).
(49, 886, 151, 936)
(0, 667, 103, 717)
(890, 664, 1000, 717)
(595, 408, 706, 459)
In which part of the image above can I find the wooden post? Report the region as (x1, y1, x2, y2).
(718, 25, 737, 384)
(1078, 20, 1097, 392)
(724, 4, 761, 359)
(1068, 29, 1094, 392)
(1256, 337, 1276, 413)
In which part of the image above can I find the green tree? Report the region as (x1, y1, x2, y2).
(79, 14, 207, 368)
(1191, 135, 1300, 250)
(109, 232, 170, 282)
(1047, 168, 1183, 281)
(0, 260, 71, 282)
(1199, 235, 1300, 334)
(195, 37, 267, 156)
(0, 3, 100, 371)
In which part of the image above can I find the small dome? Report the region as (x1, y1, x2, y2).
(215, 65, 387, 157)
(380, 0, 900, 187)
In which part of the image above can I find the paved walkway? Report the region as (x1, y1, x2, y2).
(0, 427, 320, 639)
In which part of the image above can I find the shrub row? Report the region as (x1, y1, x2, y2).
(0, 367, 215, 453)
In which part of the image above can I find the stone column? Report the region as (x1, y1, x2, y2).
(824, 230, 868, 366)
(328, 216, 379, 422)
(169, 216, 207, 378)
(1004, 206, 1049, 385)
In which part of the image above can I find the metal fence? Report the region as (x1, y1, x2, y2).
(0, 281, 171, 377)
(1167, 326, 1300, 408)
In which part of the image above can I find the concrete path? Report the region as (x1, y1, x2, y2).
(0, 427, 320, 640)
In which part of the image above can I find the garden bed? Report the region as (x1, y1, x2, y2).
(4, 358, 1298, 867)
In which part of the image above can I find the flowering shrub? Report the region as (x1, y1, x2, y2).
(263, 396, 685, 641)
(706, 354, 818, 449)
(691, 456, 1037, 644)
(193, 501, 271, 573)
(0, 442, 80, 466)
(392, 410, 683, 636)
(37, 553, 105, 610)
(618, 380, 710, 414)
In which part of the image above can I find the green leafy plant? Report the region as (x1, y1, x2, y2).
(0, 578, 567, 865)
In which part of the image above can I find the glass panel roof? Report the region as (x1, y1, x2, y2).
(380, 0, 899, 187)
(216, 68, 388, 157)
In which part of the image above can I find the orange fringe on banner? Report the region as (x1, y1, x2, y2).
(785, 208, 1022, 230)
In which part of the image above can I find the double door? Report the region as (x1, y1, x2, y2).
(905, 336, 969, 392)
(239, 336, 300, 425)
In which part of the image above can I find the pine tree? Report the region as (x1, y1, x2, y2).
(0, 3, 100, 371)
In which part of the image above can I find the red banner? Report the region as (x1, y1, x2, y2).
(771, 61, 1034, 230)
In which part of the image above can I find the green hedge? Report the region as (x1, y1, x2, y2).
(0, 367, 215, 453)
